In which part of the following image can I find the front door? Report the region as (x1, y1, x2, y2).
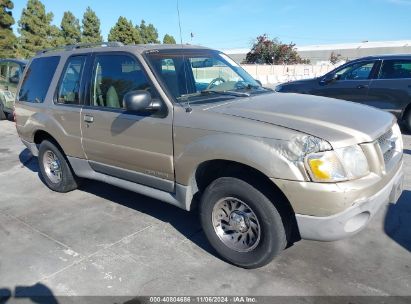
(312, 60, 378, 104)
(80, 53, 174, 192)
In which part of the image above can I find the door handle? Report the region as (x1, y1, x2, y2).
(84, 115, 94, 123)
(357, 85, 368, 89)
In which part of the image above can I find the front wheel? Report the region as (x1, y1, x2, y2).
(200, 177, 287, 268)
(38, 140, 79, 192)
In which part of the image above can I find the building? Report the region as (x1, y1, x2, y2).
(223, 40, 411, 64)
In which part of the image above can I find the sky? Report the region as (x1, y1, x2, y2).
(10, 0, 411, 50)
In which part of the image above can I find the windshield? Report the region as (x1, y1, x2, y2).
(145, 49, 269, 103)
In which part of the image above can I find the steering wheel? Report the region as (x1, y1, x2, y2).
(207, 77, 226, 89)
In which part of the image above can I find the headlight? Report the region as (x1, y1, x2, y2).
(305, 145, 369, 182)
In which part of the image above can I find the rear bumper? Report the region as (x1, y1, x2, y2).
(295, 163, 404, 241)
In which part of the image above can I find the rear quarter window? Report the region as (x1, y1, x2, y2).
(19, 56, 60, 103)
(379, 59, 411, 79)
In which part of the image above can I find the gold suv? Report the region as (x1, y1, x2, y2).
(15, 43, 404, 268)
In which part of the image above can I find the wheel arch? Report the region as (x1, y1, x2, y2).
(188, 159, 301, 245)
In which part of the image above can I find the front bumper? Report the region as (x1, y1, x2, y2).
(295, 163, 403, 241)
(280, 162, 404, 241)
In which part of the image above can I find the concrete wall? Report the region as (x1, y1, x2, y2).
(241, 64, 336, 86)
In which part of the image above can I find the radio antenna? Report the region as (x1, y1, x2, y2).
(177, 0, 183, 45)
(176, 0, 192, 112)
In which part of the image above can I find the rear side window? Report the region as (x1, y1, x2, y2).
(56, 56, 86, 105)
(379, 60, 411, 79)
(19, 56, 60, 103)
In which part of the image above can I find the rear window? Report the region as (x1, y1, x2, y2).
(379, 59, 411, 79)
(19, 56, 60, 103)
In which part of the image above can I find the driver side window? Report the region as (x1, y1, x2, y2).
(90, 54, 157, 109)
(335, 61, 375, 80)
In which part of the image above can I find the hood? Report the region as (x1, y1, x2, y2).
(205, 92, 395, 148)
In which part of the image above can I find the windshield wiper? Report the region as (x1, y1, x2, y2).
(200, 89, 250, 97)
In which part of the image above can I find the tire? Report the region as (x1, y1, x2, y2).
(200, 177, 287, 269)
(38, 140, 79, 192)
(0, 103, 7, 120)
(403, 108, 411, 134)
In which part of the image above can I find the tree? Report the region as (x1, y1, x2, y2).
(329, 51, 341, 65)
(0, 0, 17, 58)
(138, 19, 159, 44)
(60, 11, 81, 45)
(163, 34, 176, 44)
(18, 0, 56, 58)
(108, 16, 142, 44)
(244, 34, 310, 65)
(49, 24, 65, 47)
(81, 7, 102, 44)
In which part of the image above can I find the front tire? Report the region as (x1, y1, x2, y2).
(38, 140, 79, 192)
(200, 177, 287, 268)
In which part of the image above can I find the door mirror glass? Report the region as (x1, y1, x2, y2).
(321, 73, 338, 84)
(123, 90, 154, 112)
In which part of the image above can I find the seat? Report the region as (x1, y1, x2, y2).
(106, 85, 120, 108)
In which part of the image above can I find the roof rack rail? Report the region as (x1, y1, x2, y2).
(36, 41, 124, 55)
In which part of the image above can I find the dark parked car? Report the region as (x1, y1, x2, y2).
(0, 58, 27, 120)
(275, 55, 411, 131)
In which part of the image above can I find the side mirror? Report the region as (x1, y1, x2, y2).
(255, 79, 262, 86)
(9, 76, 19, 84)
(320, 73, 338, 85)
(123, 90, 161, 113)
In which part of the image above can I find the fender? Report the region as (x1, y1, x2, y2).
(174, 132, 310, 187)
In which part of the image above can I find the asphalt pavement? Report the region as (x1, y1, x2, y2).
(0, 119, 410, 299)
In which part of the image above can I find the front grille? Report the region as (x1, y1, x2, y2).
(377, 128, 401, 172)
(378, 129, 395, 163)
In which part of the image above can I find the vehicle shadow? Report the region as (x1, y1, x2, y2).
(19, 148, 38, 173)
(384, 190, 411, 252)
(0, 283, 58, 304)
(81, 179, 217, 256)
(18, 149, 218, 259)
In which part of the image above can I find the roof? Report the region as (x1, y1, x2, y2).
(348, 54, 411, 61)
(296, 40, 411, 52)
(34, 42, 210, 58)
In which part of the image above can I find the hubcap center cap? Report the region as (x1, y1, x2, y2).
(229, 211, 249, 233)
(50, 161, 59, 171)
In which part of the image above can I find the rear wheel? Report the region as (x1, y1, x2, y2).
(38, 140, 79, 192)
(200, 177, 287, 268)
